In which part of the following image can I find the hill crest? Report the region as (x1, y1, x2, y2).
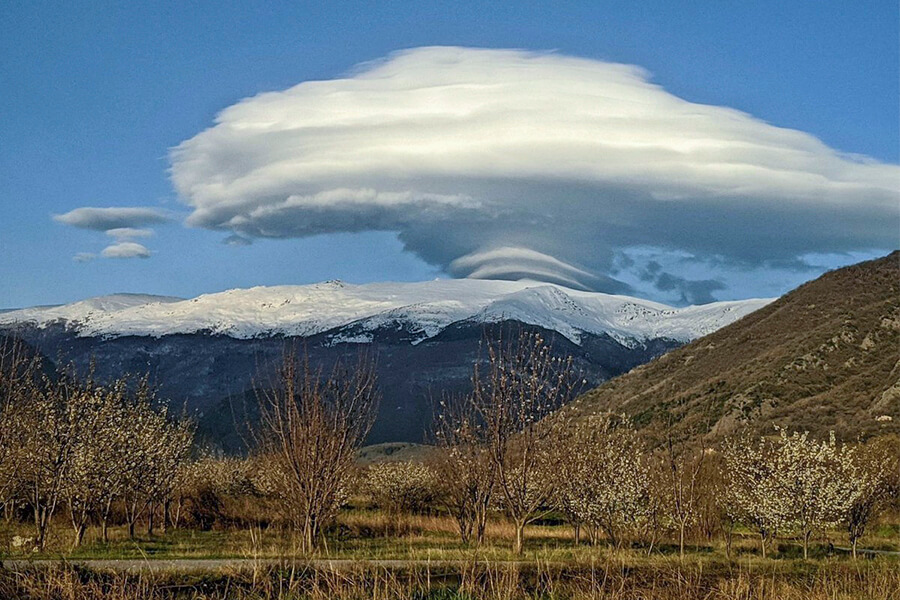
(571, 251, 900, 441)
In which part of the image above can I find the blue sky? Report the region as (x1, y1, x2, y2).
(1, 1, 897, 308)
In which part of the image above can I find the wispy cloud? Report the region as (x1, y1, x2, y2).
(72, 252, 96, 263)
(223, 233, 252, 246)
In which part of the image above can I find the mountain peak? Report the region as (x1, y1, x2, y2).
(0, 279, 771, 346)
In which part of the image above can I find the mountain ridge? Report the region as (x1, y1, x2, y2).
(0, 278, 773, 445)
(569, 251, 900, 442)
(0, 279, 771, 346)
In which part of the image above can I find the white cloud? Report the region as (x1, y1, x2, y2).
(55, 207, 171, 261)
(101, 242, 151, 259)
(105, 227, 154, 240)
(170, 46, 899, 297)
(448, 247, 607, 291)
(54, 207, 170, 231)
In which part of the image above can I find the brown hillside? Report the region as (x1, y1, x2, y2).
(571, 251, 900, 442)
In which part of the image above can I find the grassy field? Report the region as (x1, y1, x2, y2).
(2, 509, 898, 561)
(1, 510, 898, 599)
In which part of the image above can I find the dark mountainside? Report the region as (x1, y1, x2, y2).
(4, 320, 677, 448)
(571, 251, 900, 443)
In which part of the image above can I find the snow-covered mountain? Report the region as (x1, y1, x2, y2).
(0, 280, 773, 445)
(0, 280, 771, 346)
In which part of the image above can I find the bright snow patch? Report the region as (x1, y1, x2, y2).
(0, 281, 772, 345)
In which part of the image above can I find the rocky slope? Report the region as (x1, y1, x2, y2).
(571, 252, 900, 443)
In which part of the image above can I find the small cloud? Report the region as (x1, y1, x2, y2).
(101, 242, 151, 259)
(53, 207, 170, 231)
(223, 233, 252, 246)
(654, 272, 726, 305)
(54, 207, 171, 261)
(106, 227, 154, 240)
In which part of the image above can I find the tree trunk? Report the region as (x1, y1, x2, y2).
(147, 502, 154, 536)
(127, 498, 142, 539)
(35, 505, 49, 551)
(852, 537, 858, 559)
(32, 487, 46, 550)
(70, 503, 88, 549)
(475, 504, 488, 546)
(803, 530, 810, 560)
(302, 517, 315, 555)
(679, 521, 686, 559)
(72, 522, 86, 549)
(101, 499, 112, 543)
(173, 497, 183, 530)
(513, 520, 525, 555)
(456, 512, 471, 546)
(33, 502, 40, 542)
(760, 532, 767, 559)
(573, 523, 580, 545)
(163, 499, 171, 534)
(724, 521, 734, 560)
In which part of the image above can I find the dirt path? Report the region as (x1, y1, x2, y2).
(832, 546, 900, 557)
(0, 558, 529, 573)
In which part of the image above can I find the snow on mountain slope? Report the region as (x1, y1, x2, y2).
(0, 280, 772, 345)
(473, 286, 770, 345)
(0, 294, 183, 329)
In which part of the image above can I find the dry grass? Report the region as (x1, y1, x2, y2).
(2, 508, 898, 598)
(1, 559, 898, 599)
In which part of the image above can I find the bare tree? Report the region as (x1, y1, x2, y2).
(431, 393, 494, 546)
(254, 347, 379, 554)
(471, 329, 578, 555)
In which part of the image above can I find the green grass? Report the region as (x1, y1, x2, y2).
(1, 506, 898, 564)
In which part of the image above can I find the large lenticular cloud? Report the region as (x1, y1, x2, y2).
(171, 46, 898, 296)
